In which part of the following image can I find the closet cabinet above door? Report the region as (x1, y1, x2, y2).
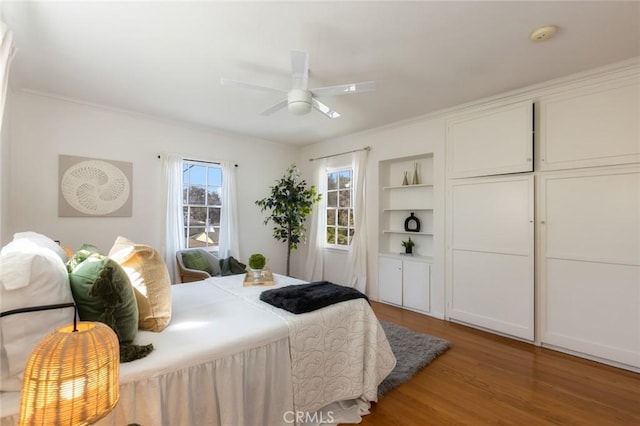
(447, 100, 533, 179)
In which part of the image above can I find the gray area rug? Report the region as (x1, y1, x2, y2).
(378, 321, 451, 398)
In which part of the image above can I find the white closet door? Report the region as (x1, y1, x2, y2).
(539, 168, 640, 368)
(448, 175, 534, 340)
(378, 256, 402, 306)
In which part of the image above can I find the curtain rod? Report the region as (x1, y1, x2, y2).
(157, 155, 238, 167)
(308, 146, 371, 162)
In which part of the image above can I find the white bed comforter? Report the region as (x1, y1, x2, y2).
(1, 275, 396, 426)
(210, 274, 397, 415)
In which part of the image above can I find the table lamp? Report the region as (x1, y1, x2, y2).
(2, 303, 120, 425)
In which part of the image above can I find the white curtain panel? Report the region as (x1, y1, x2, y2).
(161, 153, 185, 283)
(303, 159, 327, 282)
(0, 14, 16, 133)
(219, 161, 239, 259)
(344, 150, 369, 293)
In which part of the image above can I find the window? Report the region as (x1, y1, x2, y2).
(326, 168, 354, 247)
(183, 161, 222, 249)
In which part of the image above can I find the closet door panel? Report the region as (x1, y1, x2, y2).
(539, 78, 640, 170)
(544, 259, 640, 367)
(540, 168, 640, 368)
(448, 175, 534, 341)
(545, 172, 640, 264)
(447, 100, 533, 178)
(451, 250, 534, 340)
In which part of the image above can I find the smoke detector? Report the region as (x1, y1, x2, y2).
(530, 25, 557, 42)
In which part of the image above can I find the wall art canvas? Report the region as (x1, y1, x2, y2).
(59, 155, 133, 217)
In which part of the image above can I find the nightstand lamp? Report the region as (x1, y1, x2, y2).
(8, 304, 120, 425)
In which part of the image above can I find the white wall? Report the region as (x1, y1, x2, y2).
(0, 88, 11, 244)
(295, 116, 447, 318)
(6, 91, 296, 274)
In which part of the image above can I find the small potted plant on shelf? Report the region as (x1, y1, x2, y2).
(401, 237, 415, 255)
(248, 253, 267, 278)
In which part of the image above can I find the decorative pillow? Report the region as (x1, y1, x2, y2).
(182, 250, 214, 275)
(0, 242, 74, 391)
(68, 254, 152, 362)
(9, 231, 68, 263)
(108, 236, 172, 332)
(219, 256, 247, 276)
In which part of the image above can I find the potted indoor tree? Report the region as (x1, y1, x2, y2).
(248, 253, 266, 278)
(401, 237, 415, 254)
(256, 164, 322, 276)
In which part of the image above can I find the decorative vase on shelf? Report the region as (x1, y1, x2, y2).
(404, 212, 421, 232)
(412, 162, 420, 185)
(402, 171, 409, 186)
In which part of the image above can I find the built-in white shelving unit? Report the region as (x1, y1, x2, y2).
(378, 154, 434, 314)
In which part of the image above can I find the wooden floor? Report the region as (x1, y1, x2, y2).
(355, 302, 640, 426)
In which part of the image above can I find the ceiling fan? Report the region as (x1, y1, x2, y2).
(220, 50, 375, 119)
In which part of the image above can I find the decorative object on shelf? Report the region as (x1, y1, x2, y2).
(404, 212, 421, 232)
(412, 162, 420, 185)
(402, 171, 409, 186)
(401, 237, 415, 254)
(248, 253, 267, 279)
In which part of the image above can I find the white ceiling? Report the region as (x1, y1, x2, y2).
(3, 1, 639, 145)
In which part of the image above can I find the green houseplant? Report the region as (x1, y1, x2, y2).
(248, 253, 267, 278)
(256, 164, 321, 276)
(401, 237, 415, 254)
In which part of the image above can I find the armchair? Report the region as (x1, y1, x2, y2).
(175, 249, 221, 283)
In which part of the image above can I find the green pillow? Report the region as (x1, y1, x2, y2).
(219, 256, 247, 276)
(68, 254, 153, 362)
(182, 250, 214, 275)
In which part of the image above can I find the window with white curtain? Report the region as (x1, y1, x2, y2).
(182, 160, 222, 250)
(325, 167, 354, 247)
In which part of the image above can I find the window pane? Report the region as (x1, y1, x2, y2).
(183, 164, 190, 184)
(183, 206, 189, 223)
(348, 228, 355, 245)
(339, 189, 351, 207)
(326, 227, 336, 244)
(349, 209, 354, 226)
(189, 165, 206, 185)
(337, 228, 348, 245)
(327, 191, 337, 207)
(327, 172, 338, 190)
(187, 227, 206, 248)
(207, 188, 222, 206)
(326, 208, 336, 226)
(208, 167, 222, 186)
(189, 207, 207, 226)
(337, 209, 349, 226)
(339, 170, 351, 189)
(183, 188, 188, 204)
(208, 207, 221, 226)
(188, 185, 206, 204)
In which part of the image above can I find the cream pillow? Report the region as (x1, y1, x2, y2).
(108, 236, 172, 332)
(0, 243, 74, 391)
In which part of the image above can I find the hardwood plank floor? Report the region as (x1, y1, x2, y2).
(355, 302, 640, 425)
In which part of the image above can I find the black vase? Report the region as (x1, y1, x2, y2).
(404, 212, 421, 232)
(405, 246, 413, 254)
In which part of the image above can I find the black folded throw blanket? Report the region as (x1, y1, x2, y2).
(259, 281, 369, 314)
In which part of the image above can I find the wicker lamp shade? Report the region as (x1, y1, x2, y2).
(18, 322, 119, 426)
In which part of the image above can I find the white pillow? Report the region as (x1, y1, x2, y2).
(5, 231, 68, 263)
(0, 246, 74, 391)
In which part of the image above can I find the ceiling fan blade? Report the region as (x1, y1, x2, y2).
(291, 50, 309, 91)
(310, 81, 376, 98)
(312, 99, 340, 119)
(260, 99, 288, 116)
(220, 78, 286, 94)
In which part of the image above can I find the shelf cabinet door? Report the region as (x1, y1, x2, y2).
(403, 260, 430, 313)
(378, 257, 402, 306)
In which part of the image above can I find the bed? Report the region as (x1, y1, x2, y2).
(1, 274, 396, 426)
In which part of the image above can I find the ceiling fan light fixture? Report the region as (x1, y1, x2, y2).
(288, 89, 312, 115)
